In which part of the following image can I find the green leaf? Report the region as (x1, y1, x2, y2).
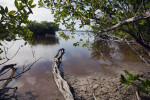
(141, 80, 147, 87)
(80, 39, 83, 41)
(24, 42, 27, 45)
(5, 7, 8, 13)
(146, 79, 150, 85)
(10, 18, 16, 24)
(29, 0, 34, 6)
(134, 74, 139, 80)
(15, 0, 19, 9)
(124, 70, 130, 76)
(31, 4, 36, 8)
(25, 0, 28, 3)
(120, 74, 127, 83)
(0, 6, 5, 14)
(8, 10, 16, 15)
(131, 83, 140, 89)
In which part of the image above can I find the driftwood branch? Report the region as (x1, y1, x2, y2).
(98, 11, 150, 33)
(52, 48, 74, 100)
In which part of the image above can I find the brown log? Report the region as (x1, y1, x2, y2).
(52, 48, 74, 100)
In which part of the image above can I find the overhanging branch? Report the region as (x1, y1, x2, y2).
(98, 11, 150, 33)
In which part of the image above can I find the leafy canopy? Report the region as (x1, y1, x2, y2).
(26, 21, 59, 36)
(39, 0, 150, 50)
(0, 0, 36, 60)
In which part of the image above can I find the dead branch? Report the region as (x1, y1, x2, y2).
(136, 91, 141, 100)
(0, 57, 42, 99)
(2, 65, 17, 88)
(0, 47, 21, 65)
(125, 39, 150, 66)
(98, 11, 150, 33)
(52, 48, 74, 100)
(0, 57, 42, 82)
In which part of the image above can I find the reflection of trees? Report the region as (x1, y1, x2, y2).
(31, 35, 59, 46)
(91, 40, 142, 62)
(91, 41, 112, 60)
(0, 57, 41, 100)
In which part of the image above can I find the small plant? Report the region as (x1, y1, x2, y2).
(120, 70, 150, 95)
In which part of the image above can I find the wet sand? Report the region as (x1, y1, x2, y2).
(64, 60, 150, 100)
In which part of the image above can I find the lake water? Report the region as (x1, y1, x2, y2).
(0, 31, 148, 100)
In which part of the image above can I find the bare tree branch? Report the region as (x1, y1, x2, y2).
(0, 47, 20, 65)
(0, 57, 42, 82)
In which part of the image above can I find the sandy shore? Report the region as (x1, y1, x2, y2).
(64, 61, 150, 100)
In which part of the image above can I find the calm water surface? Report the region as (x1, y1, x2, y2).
(0, 31, 146, 100)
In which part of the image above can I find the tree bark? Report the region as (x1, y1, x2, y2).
(52, 48, 74, 100)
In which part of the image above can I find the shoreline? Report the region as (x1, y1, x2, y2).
(64, 61, 150, 100)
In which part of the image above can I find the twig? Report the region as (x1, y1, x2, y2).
(93, 92, 97, 100)
(0, 69, 10, 76)
(136, 91, 141, 100)
(0, 57, 42, 82)
(134, 0, 143, 17)
(3, 47, 9, 60)
(0, 47, 20, 65)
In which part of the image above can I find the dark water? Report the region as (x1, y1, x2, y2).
(0, 31, 148, 100)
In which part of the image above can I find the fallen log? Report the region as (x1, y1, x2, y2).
(52, 48, 74, 100)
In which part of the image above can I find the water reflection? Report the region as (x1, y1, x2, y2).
(0, 31, 148, 100)
(31, 35, 59, 46)
(91, 40, 141, 65)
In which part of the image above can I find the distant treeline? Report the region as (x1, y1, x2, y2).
(26, 21, 59, 36)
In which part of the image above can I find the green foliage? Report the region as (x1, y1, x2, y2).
(0, 0, 36, 41)
(58, 31, 70, 40)
(73, 42, 79, 47)
(26, 21, 59, 36)
(120, 70, 139, 86)
(0, 0, 36, 59)
(39, 0, 150, 49)
(121, 70, 150, 95)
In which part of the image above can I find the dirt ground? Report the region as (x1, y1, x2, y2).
(64, 61, 150, 100)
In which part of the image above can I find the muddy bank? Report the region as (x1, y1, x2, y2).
(64, 61, 150, 100)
